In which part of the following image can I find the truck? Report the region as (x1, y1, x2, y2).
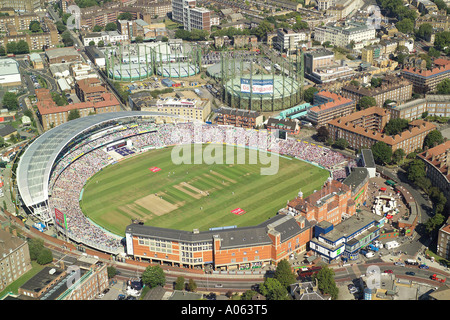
(385, 240, 400, 250)
(431, 274, 446, 283)
(405, 259, 418, 266)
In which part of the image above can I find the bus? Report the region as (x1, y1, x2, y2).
(431, 274, 446, 283)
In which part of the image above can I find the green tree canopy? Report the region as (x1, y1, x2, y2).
(437, 78, 450, 94)
(304, 87, 318, 103)
(68, 109, 80, 121)
(313, 266, 339, 300)
(424, 130, 444, 149)
(174, 276, 185, 290)
(37, 248, 53, 265)
(92, 25, 103, 32)
(29, 20, 41, 32)
(2, 92, 18, 111)
(371, 141, 392, 165)
(259, 278, 290, 300)
(407, 159, 426, 184)
(274, 259, 297, 289)
(384, 118, 409, 136)
(416, 23, 433, 40)
(142, 265, 165, 288)
(358, 96, 377, 110)
(105, 22, 118, 31)
(396, 18, 414, 34)
(118, 12, 133, 20)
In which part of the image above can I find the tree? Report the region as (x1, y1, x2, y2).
(142, 265, 165, 288)
(425, 213, 445, 233)
(107, 266, 117, 279)
(29, 20, 41, 32)
(370, 77, 382, 88)
(333, 138, 349, 149)
(55, 21, 67, 34)
(424, 130, 444, 149)
(259, 278, 290, 300)
(89, 40, 95, 46)
(434, 31, 450, 52)
(416, 23, 433, 40)
(62, 30, 74, 47)
(36, 248, 53, 265)
(0, 46, 5, 56)
(135, 36, 144, 43)
(2, 92, 18, 111)
(371, 141, 392, 165)
(241, 290, 258, 300)
(28, 238, 45, 261)
(437, 78, 450, 94)
(97, 40, 105, 47)
(407, 159, 426, 184)
(105, 22, 117, 31)
(396, 18, 414, 34)
(117, 12, 133, 20)
(313, 266, 338, 300)
(252, 20, 274, 41)
(384, 118, 409, 136)
(391, 148, 405, 165)
(428, 47, 441, 58)
(358, 96, 377, 110)
(316, 126, 329, 142)
(174, 276, 185, 290)
(304, 87, 318, 103)
(6, 42, 17, 54)
(274, 259, 297, 289)
(68, 109, 80, 121)
(92, 25, 103, 32)
(16, 40, 29, 54)
(186, 278, 197, 292)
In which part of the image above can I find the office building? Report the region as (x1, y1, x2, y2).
(172, 0, 212, 32)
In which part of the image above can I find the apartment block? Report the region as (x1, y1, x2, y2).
(275, 28, 311, 53)
(314, 22, 377, 49)
(0, 0, 41, 12)
(437, 219, 450, 260)
(172, 0, 211, 32)
(0, 228, 32, 292)
(129, 90, 211, 122)
(341, 75, 413, 108)
(306, 90, 355, 127)
(215, 106, 263, 128)
(400, 58, 450, 94)
(328, 107, 436, 154)
(417, 140, 450, 201)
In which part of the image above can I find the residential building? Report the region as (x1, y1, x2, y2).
(36, 88, 121, 131)
(215, 106, 262, 128)
(437, 218, 450, 260)
(128, 90, 212, 122)
(0, 228, 32, 292)
(125, 213, 312, 270)
(309, 209, 381, 262)
(341, 75, 413, 108)
(417, 140, 450, 201)
(75, 78, 108, 102)
(314, 22, 377, 49)
(18, 257, 108, 300)
(400, 58, 450, 94)
(275, 28, 311, 53)
(84, 45, 106, 68)
(0, 0, 41, 12)
(172, 0, 212, 32)
(306, 90, 355, 127)
(328, 107, 436, 154)
(387, 95, 450, 120)
(326, 0, 362, 19)
(415, 12, 449, 31)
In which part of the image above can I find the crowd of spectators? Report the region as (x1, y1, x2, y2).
(48, 121, 354, 253)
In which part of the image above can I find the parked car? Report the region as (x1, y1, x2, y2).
(419, 264, 429, 269)
(394, 262, 405, 267)
(384, 270, 393, 274)
(405, 271, 415, 276)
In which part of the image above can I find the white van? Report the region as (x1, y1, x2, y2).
(366, 252, 375, 258)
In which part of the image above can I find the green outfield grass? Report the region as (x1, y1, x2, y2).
(80, 144, 330, 236)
